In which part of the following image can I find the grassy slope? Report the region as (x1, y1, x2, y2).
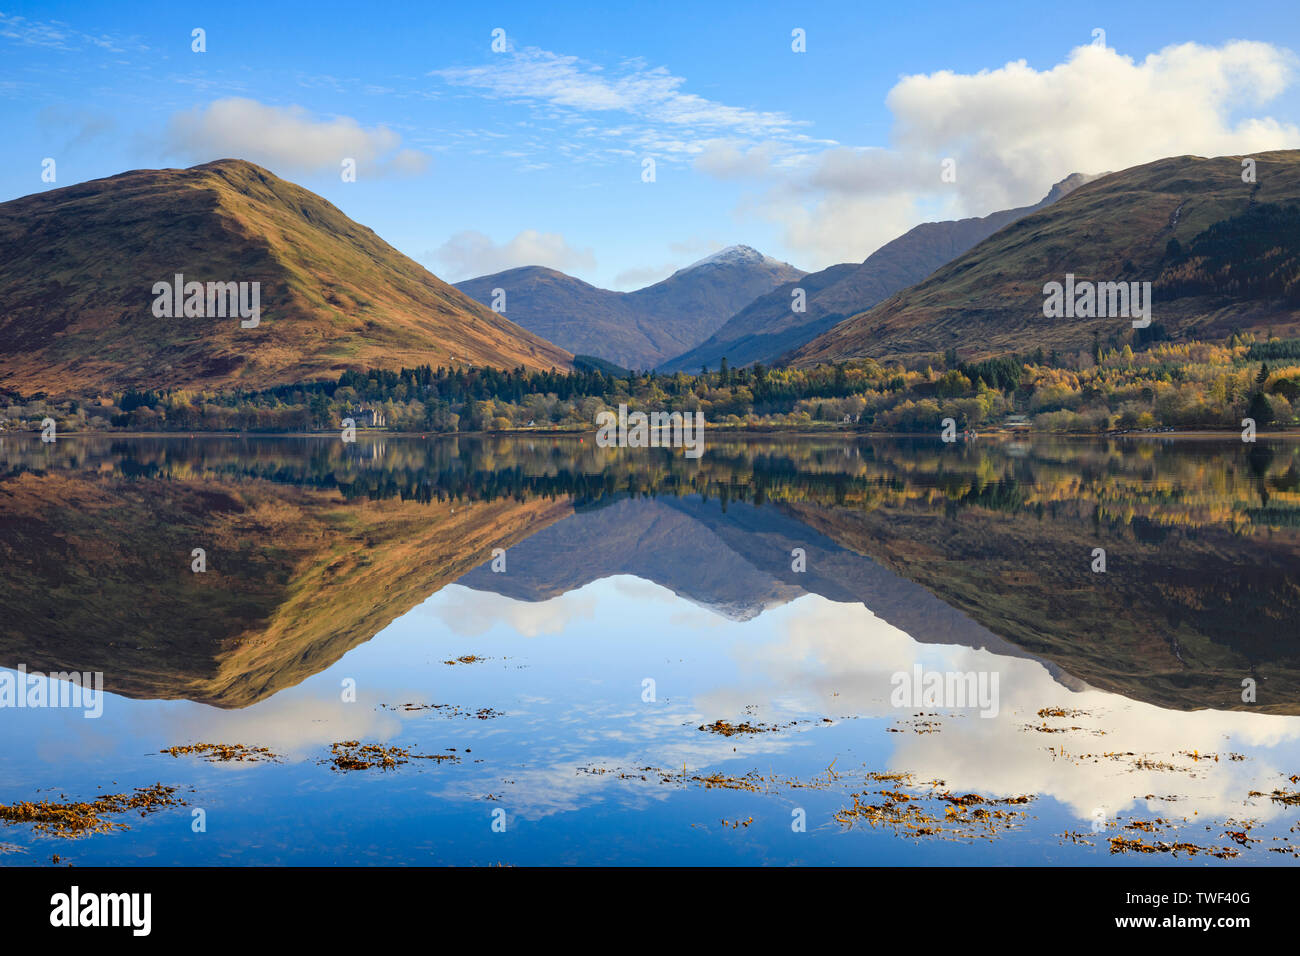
(788, 151, 1300, 366)
(0, 160, 571, 395)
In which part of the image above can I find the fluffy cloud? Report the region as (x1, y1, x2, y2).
(165, 97, 430, 177)
(886, 40, 1300, 211)
(426, 228, 596, 281)
(421, 584, 598, 638)
(699, 40, 1300, 267)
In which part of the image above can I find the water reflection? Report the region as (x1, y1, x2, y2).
(0, 434, 1297, 864)
(1, 434, 1296, 712)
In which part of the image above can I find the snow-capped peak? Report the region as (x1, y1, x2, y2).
(679, 245, 776, 272)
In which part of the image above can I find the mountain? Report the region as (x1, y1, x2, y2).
(787, 150, 1300, 366)
(454, 245, 804, 369)
(0, 160, 571, 396)
(659, 174, 1098, 372)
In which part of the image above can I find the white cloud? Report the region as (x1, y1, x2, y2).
(426, 228, 597, 281)
(697, 40, 1300, 267)
(0, 11, 137, 53)
(701, 594, 1300, 823)
(431, 47, 828, 165)
(694, 141, 787, 180)
(435, 48, 803, 136)
(164, 97, 431, 177)
(885, 40, 1300, 212)
(737, 185, 922, 268)
(421, 584, 598, 638)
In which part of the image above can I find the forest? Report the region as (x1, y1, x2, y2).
(4, 333, 1298, 436)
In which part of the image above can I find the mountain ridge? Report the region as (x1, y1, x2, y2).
(787, 151, 1300, 366)
(454, 244, 804, 369)
(659, 173, 1099, 373)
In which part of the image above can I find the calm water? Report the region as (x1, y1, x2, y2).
(1, 433, 1298, 865)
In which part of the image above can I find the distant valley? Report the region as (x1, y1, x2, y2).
(455, 245, 804, 370)
(660, 173, 1099, 372)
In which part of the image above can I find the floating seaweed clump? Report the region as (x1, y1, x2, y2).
(885, 713, 944, 734)
(890, 717, 942, 734)
(444, 655, 486, 665)
(382, 702, 501, 720)
(938, 791, 1032, 807)
(325, 741, 460, 772)
(161, 743, 281, 763)
(1027, 723, 1086, 734)
(1054, 750, 1197, 774)
(1124, 819, 1169, 833)
(1108, 835, 1239, 859)
(865, 771, 914, 784)
(697, 719, 795, 737)
(835, 787, 1034, 841)
(692, 771, 767, 792)
(0, 784, 186, 838)
(1247, 787, 1300, 805)
(578, 764, 826, 793)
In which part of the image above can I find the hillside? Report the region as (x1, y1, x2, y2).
(455, 266, 643, 366)
(787, 150, 1300, 367)
(659, 175, 1097, 372)
(0, 160, 571, 395)
(455, 245, 804, 369)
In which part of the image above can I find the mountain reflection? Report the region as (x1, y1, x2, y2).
(0, 433, 1297, 711)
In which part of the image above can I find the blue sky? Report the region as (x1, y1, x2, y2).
(2, 0, 1299, 289)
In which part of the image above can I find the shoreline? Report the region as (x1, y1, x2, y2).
(5, 427, 1296, 441)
